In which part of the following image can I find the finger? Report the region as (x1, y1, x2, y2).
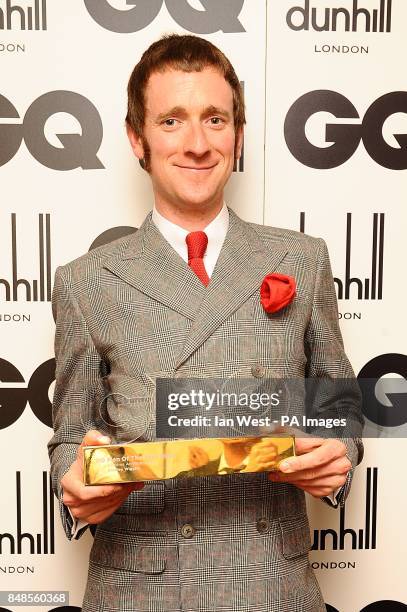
(77, 430, 111, 461)
(302, 486, 338, 498)
(67, 492, 130, 515)
(83, 481, 145, 500)
(67, 478, 145, 509)
(294, 436, 324, 455)
(287, 475, 348, 489)
(69, 499, 117, 520)
(83, 429, 111, 447)
(267, 478, 342, 498)
(63, 480, 125, 506)
(269, 456, 351, 482)
(63, 481, 128, 507)
(279, 439, 346, 473)
(124, 481, 145, 493)
(78, 484, 144, 523)
(85, 505, 124, 525)
(71, 497, 124, 522)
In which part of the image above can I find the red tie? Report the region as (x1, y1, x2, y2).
(185, 231, 210, 286)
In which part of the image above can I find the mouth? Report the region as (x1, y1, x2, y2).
(174, 164, 217, 172)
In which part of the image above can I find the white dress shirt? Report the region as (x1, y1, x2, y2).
(151, 202, 229, 276)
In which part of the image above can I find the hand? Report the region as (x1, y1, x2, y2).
(61, 430, 144, 525)
(243, 438, 278, 473)
(268, 437, 351, 498)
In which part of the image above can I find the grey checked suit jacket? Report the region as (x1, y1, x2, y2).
(48, 208, 364, 612)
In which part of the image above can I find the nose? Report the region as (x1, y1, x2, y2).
(183, 121, 211, 158)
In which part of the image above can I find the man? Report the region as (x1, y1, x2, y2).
(48, 34, 364, 612)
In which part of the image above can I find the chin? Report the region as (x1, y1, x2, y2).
(177, 192, 218, 208)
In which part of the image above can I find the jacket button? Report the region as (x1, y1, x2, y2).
(181, 524, 196, 539)
(251, 365, 265, 378)
(256, 517, 270, 534)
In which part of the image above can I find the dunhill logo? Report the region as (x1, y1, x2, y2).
(0, 213, 52, 302)
(312, 467, 378, 550)
(300, 212, 384, 300)
(286, 0, 392, 33)
(0, 0, 47, 31)
(0, 472, 55, 554)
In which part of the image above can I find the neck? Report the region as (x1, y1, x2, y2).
(154, 200, 223, 231)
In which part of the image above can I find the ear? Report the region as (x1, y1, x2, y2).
(126, 124, 144, 160)
(234, 126, 244, 159)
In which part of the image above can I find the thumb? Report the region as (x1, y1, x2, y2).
(77, 429, 111, 462)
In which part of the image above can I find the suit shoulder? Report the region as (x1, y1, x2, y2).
(246, 221, 324, 254)
(55, 231, 137, 282)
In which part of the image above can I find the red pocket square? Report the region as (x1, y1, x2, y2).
(260, 273, 296, 314)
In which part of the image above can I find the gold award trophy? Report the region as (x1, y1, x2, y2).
(83, 387, 295, 486)
(83, 436, 296, 485)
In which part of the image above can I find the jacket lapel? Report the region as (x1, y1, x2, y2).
(103, 209, 288, 370)
(175, 209, 288, 368)
(103, 213, 206, 320)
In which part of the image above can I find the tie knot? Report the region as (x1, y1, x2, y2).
(185, 231, 208, 261)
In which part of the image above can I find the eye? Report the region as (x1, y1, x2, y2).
(163, 118, 177, 127)
(210, 117, 223, 125)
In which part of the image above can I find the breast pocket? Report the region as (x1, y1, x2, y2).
(253, 296, 308, 375)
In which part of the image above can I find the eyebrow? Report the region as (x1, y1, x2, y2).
(154, 105, 232, 123)
(203, 105, 232, 120)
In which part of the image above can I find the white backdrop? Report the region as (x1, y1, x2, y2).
(0, 1, 406, 610)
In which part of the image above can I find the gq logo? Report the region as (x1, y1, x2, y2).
(0, 91, 104, 170)
(327, 603, 407, 612)
(0, 357, 55, 429)
(358, 353, 407, 427)
(89, 226, 136, 250)
(284, 90, 407, 170)
(83, 0, 245, 34)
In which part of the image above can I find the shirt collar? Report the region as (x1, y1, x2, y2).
(151, 203, 229, 261)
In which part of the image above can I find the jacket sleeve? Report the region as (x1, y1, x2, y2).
(304, 238, 364, 507)
(48, 265, 106, 540)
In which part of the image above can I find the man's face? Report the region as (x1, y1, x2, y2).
(127, 67, 243, 214)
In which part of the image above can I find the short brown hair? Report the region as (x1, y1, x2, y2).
(126, 34, 245, 138)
